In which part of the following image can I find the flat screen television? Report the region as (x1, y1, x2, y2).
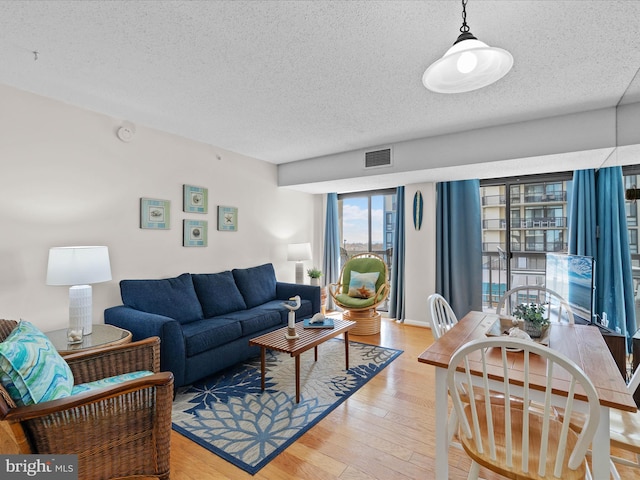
(545, 253, 595, 324)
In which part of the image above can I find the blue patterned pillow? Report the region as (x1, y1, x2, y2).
(347, 271, 379, 299)
(71, 371, 153, 395)
(0, 320, 74, 406)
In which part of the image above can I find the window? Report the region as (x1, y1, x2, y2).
(480, 172, 573, 311)
(623, 166, 640, 325)
(483, 166, 640, 318)
(338, 188, 396, 272)
(629, 230, 638, 255)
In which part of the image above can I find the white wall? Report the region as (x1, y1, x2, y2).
(403, 183, 436, 328)
(0, 85, 318, 333)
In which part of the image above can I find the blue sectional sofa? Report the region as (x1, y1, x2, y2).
(104, 263, 320, 387)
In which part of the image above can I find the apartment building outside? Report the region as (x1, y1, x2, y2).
(482, 171, 640, 322)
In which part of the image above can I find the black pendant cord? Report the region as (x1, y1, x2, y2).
(453, 0, 477, 44)
(460, 0, 470, 33)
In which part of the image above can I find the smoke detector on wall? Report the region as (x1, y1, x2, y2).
(116, 122, 136, 142)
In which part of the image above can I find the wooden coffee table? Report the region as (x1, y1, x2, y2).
(249, 317, 356, 403)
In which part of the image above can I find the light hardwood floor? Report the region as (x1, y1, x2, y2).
(170, 318, 640, 480)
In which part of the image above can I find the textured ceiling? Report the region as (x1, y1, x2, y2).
(1, 0, 639, 165)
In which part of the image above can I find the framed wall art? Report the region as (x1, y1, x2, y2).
(183, 184, 208, 213)
(140, 198, 170, 229)
(183, 219, 208, 247)
(217, 206, 238, 231)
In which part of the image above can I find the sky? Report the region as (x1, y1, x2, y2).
(341, 196, 384, 245)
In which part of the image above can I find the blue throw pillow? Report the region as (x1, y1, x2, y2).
(232, 264, 277, 309)
(348, 271, 379, 299)
(120, 273, 204, 324)
(0, 320, 74, 406)
(192, 271, 247, 317)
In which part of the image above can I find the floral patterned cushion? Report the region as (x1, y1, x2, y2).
(0, 320, 74, 406)
(71, 371, 153, 395)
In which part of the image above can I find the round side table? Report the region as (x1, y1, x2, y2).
(45, 324, 132, 355)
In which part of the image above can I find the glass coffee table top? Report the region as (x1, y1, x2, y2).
(46, 324, 132, 354)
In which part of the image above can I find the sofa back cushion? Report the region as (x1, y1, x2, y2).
(192, 271, 247, 317)
(232, 263, 277, 309)
(120, 273, 204, 324)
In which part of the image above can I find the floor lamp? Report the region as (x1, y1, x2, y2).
(287, 242, 312, 284)
(46, 246, 112, 336)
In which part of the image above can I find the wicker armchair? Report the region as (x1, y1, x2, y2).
(328, 252, 390, 335)
(0, 319, 174, 480)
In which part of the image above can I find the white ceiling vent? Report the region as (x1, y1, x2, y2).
(364, 148, 392, 169)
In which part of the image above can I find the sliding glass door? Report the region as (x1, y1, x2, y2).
(337, 189, 396, 273)
(623, 165, 640, 327)
(481, 173, 572, 311)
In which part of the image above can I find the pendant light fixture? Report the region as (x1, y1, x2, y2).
(423, 0, 513, 94)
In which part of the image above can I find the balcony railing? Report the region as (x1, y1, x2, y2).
(482, 251, 547, 310)
(511, 217, 567, 229)
(483, 242, 567, 253)
(518, 242, 567, 252)
(483, 217, 567, 230)
(481, 194, 505, 206)
(482, 242, 504, 252)
(482, 219, 506, 229)
(511, 191, 567, 204)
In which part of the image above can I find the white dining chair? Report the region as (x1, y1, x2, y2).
(447, 336, 600, 479)
(427, 294, 535, 452)
(602, 365, 640, 479)
(556, 359, 640, 479)
(427, 293, 465, 448)
(427, 293, 458, 340)
(497, 285, 576, 324)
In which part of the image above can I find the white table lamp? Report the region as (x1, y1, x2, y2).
(46, 246, 112, 335)
(287, 242, 312, 284)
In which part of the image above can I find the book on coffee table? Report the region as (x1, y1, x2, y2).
(303, 317, 334, 329)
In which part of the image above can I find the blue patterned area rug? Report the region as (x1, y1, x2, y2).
(172, 338, 403, 475)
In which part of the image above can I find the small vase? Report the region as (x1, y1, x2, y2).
(523, 321, 542, 338)
(310, 277, 320, 286)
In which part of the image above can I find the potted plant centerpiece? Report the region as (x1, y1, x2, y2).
(513, 303, 548, 338)
(307, 267, 323, 286)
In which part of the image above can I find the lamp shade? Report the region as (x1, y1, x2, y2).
(46, 246, 112, 286)
(423, 37, 513, 94)
(287, 242, 312, 262)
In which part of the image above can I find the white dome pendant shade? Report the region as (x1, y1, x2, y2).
(423, 3, 513, 94)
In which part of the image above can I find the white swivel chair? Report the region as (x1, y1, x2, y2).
(427, 293, 458, 340)
(447, 336, 600, 480)
(497, 285, 575, 324)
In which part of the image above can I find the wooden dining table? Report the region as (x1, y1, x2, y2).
(418, 310, 637, 479)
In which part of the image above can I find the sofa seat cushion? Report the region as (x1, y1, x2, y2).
(71, 371, 153, 395)
(120, 273, 204, 324)
(232, 263, 277, 309)
(182, 319, 243, 357)
(257, 299, 314, 323)
(0, 320, 74, 406)
(215, 309, 282, 337)
(192, 271, 247, 317)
